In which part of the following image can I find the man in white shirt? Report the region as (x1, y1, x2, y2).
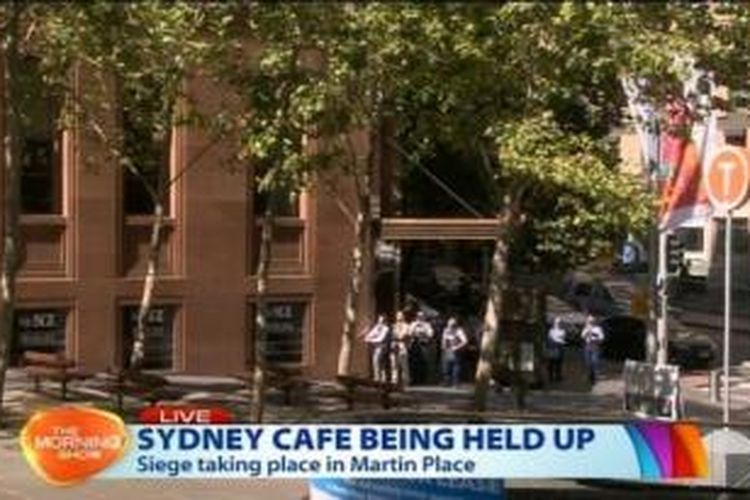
(441, 317, 468, 387)
(362, 315, 390, 382)
(581, 315, 605, 385)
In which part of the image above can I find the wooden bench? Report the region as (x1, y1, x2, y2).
(336, 375, 399, 410)
(22, 351, 91, 400)
(103, 369, 170, 412)
(236, 366, 309, 405)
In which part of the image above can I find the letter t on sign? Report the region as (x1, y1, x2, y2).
(719, 160, 736, 198)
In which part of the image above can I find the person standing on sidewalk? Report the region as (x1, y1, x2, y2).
(581, 315, 605, 385)
(390, 311, 412, 386)
(408, 311, 434, 385)
(546, 317, 566, 383)
(441, 317, 468, 387)
(361, 314, 391, 382)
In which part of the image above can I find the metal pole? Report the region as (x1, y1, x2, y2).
(394, 243, 401, 311)
(723, 211, 732, 426)
(647, 224, 659, 363)
(656, 230, 669, 366)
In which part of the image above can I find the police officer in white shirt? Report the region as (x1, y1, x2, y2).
(581, 315, 605, 385)
(441, 317, 468, 387)
(408, 311, 434, 385)
(362, 315, 390, 382)
(546, 317, 566, 382)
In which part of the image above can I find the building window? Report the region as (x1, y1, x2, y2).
(11, 309, 67, 366)
(121, 87, 171, 216)
(19, 56, 61, 214)
(725, 132, 747, 147)
(249, 301, 307, 366)
(675, 227, 704, 252)
(253, 189, 299, 218)
(716, 218, 749, 255)
(121, 305, 175, 369)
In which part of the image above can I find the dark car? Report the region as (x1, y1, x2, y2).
(668, 329, 717, 369)
(600, 315, 647, 361)
(599, 315, 717, 369)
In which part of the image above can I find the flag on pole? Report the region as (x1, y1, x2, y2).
(623, 68, 716, 231)
(658, 71, 716, 231)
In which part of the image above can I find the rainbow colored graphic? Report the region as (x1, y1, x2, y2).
(625, 422, 708, 479)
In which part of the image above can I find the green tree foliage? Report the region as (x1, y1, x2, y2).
(211, 4, 670, 381)
(495, 114, 652, 272)
(395, 4, 658, 270)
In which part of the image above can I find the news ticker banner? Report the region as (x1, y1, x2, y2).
(19, 406, 708, 487)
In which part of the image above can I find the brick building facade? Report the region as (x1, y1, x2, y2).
(5, 65, 378, 378)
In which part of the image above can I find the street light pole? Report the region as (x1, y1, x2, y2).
(656, 230, 669, 366)
(723, 211, 732, 426)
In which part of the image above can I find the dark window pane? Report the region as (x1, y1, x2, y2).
(121, 306, 174, 369)
(716, 218, 749, 255)
(725, 133, 746, 147)
(249, 301, 306, 366)
(121, 84, 171, 216)
(19, 57, 60, 214)
(11, 309, 66, 366)
(675, 227, 704, 252)
(254, 189, 299, 218)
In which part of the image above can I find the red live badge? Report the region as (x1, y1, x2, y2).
(138, 405, 233, 424)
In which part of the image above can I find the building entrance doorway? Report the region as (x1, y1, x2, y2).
(374, 238, 494, 383)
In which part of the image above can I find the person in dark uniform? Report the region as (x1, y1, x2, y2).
(546, 317, 566, 382)
(408, 311, 434, 385)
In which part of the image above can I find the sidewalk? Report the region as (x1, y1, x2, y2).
(1, 354, 742, 429)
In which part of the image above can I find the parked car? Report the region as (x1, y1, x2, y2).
(598, 315, 717, 369)
(600, 315, 646, 361)
(668, 329, 717, 369)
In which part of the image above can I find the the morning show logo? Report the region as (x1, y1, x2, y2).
(20, 406, 129, 486)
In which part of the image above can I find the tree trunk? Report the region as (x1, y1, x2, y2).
(474, 233, 508, 411)
(0, 3, 23, 421)
(337, 197, 369, 376)
(337, 142, 373, 376)
(129, 201, 165, 370)
(251, 193, 274, 423)
(474, 202, 520, 412)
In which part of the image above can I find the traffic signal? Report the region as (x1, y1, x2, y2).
(667, 234, 684, 274)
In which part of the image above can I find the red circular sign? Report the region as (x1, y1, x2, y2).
(706, 146, 750, 211)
